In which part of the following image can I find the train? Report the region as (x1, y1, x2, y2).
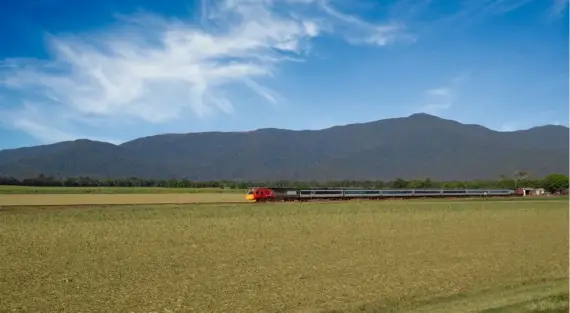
(245, 187, 524, 202)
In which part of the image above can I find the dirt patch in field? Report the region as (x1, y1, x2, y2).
(0, 193, 246, 206)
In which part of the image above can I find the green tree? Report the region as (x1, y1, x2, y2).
(542, 173, 569, 194)
(419, 178, 433, 188)
(392, 178, 408, 188)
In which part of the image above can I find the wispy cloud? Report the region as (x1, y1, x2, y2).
(427, 87, 452, 97)
(417, 0, 565, 33)
(420, 90, 454, 114)
(547, 0, 569, 19)
(7, 102, 121, 144)
(0, 0, 412, 144)
(417, 72, 468, 114)
(483, 0, 537, 15)
(318, 1, 415, 45)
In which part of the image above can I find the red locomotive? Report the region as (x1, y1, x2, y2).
(245, 187, 276, 202)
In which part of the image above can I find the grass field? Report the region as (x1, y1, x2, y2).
(0, 193, 247, 206)
(0, 188, 567, 207)
(0, 185, 246, 194)
(1, 199, 567, 312)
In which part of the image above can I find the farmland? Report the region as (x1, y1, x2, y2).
(0, 186, 247, 206)
(1, 197, 568, 312)
(0, 185, 245, 194)
(0, 193, 246, 206)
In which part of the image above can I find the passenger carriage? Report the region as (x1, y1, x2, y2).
(246, 187, 522, 202)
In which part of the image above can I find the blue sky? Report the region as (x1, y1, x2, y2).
(0, 0, 568, 149)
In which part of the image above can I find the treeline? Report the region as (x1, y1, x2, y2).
(1, 173, 568, 193)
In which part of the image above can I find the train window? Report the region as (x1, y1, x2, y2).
(488, 190, 508, 194)
(345, 190, 367, 195)
(383, 190, 413, 194)
(442, 190, 466, 194)
(314, 190, 342, 195)
(344, 190, 378, 195)
(414, 190, 440, 194)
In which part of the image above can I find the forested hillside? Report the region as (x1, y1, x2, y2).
(0, 113, 567, 181)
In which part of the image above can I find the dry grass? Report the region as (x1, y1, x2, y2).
(0, 199, 567, 312)
(0, 192, 565, 207)
(0, 185, 245, 194)
(0, 193, 246, 206)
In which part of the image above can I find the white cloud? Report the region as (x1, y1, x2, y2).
(423, 0, 561, 33)
(417, 72, 469, 114)
(319, 1, 414, 45)
(420, 86, 455, 114)
(0, 0, 411, 144)
(5, 102, 120, 144)
(427, 87, 451, 97)
(483, 0, 537, 15)
(242, 77, 281, 105)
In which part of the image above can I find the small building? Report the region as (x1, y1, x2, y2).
(519, 187, 545, 196)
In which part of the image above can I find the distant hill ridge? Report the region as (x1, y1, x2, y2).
(0, 113, 568, 181)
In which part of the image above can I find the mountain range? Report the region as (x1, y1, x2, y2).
(0, 113, 568, 181)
